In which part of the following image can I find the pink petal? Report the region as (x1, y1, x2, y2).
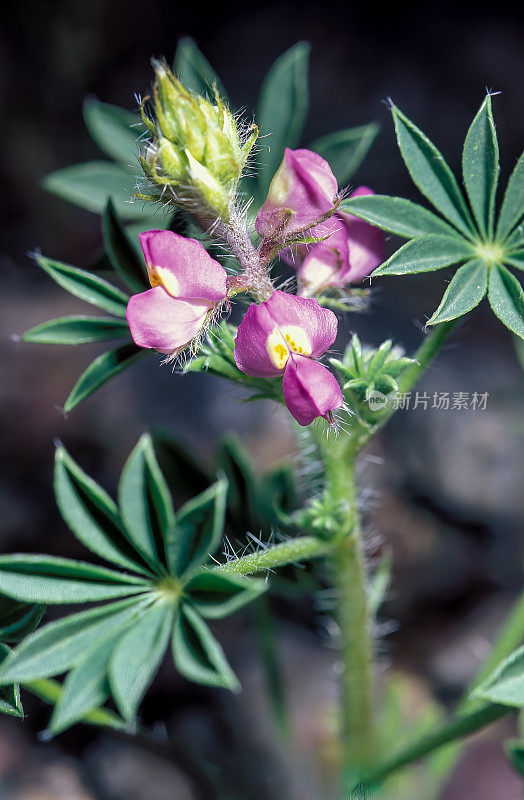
(233, 291, 338, 378)
(283, 355, 343, 426)
(139, 230, 227, 302)
(298, 224, 350, 295)
(126, 287, 211, 354)
(339, 187, 385, 282)
(255, 148, 338, 240)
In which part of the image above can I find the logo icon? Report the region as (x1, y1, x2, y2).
(367, 390, 388, 410)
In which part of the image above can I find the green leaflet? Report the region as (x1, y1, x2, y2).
(54, 447, 152, 576)
(0, 598, 147, 684)
(339, 195, 460, 239)
(49, 626, 129, 734)
(215, 435, 257, 531)
(506, 740, 524, 776)
(0, 644, 23, 718)
(174, 37, 227, 99)
(497, 151, 524, 241)
(0, 598, 45, 643)
(391, 104, 475, 238)
(118, 435, 175, 572)
(462, 95, 499, 238)
(309, 123, 379, 186)
(35, 256, 129, 317)
(102, 200, 149, 292)
(83, 99, 141, 169)
(22, 316, 130, 345)
(473, 645, 524, 707)
(257, 42, 310, 198)
(0, 555, 149, 605)
(374, 234, 473, 275)
(26, 677, 126, 730)
(43, 161, 146, 220)
(488, 263, 524, 339)
(172, 604, 239, 691)
(64, 343, 146, 413)
(109, 601, 174, 720)
(186, 571, 265, 619)
(167, 480, 227, 578)
(427, 259, 488, 325)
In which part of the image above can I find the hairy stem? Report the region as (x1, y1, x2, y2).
(349, 703, 512, 797)
(321, 441, 375, 771)
(214, 535, 329, 576)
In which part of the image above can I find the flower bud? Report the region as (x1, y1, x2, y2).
(139, 61, 258, 223)
(255, 149, 339, 244)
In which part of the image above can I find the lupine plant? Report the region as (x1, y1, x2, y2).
(5, 38, 524, 799)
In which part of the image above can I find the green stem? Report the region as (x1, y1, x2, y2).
(350, 703, 512, 797)
(214, 535, 329, 576)
(321, 442, 375, 770)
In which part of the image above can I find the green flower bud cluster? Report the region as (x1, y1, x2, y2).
(331, 334, 416, 422)
(139, 60, 258, 223)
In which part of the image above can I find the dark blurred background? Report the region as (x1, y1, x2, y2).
(1, 1, 524, 797)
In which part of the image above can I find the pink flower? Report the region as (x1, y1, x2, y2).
(233, 290, 343, 426)
(126, 230, 227, 355)
(287, 187, 385, 296)
(255, 149, 339, 241)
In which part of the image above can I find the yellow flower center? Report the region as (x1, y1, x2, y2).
(147, 264, 180, 297)
(266, 325, 312, 370)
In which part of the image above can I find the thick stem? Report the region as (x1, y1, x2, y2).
(213, 535, 328, 576)
(222, 211, 274, 301)
(321, 441, 375, 771)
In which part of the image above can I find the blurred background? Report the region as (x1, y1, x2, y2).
(1, 0, 524, 797)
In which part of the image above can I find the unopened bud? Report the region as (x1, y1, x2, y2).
(139, 60, 258, 225)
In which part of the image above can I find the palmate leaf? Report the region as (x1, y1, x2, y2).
(0, 439, 265, 726)
(427, 259, 488, 325)
(462, 94, 499, 238)
(309, 123, 379, 186)
(83, 99, 141, 169)
(257, 42, 310, 198)
(174, 37, 227, 99)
